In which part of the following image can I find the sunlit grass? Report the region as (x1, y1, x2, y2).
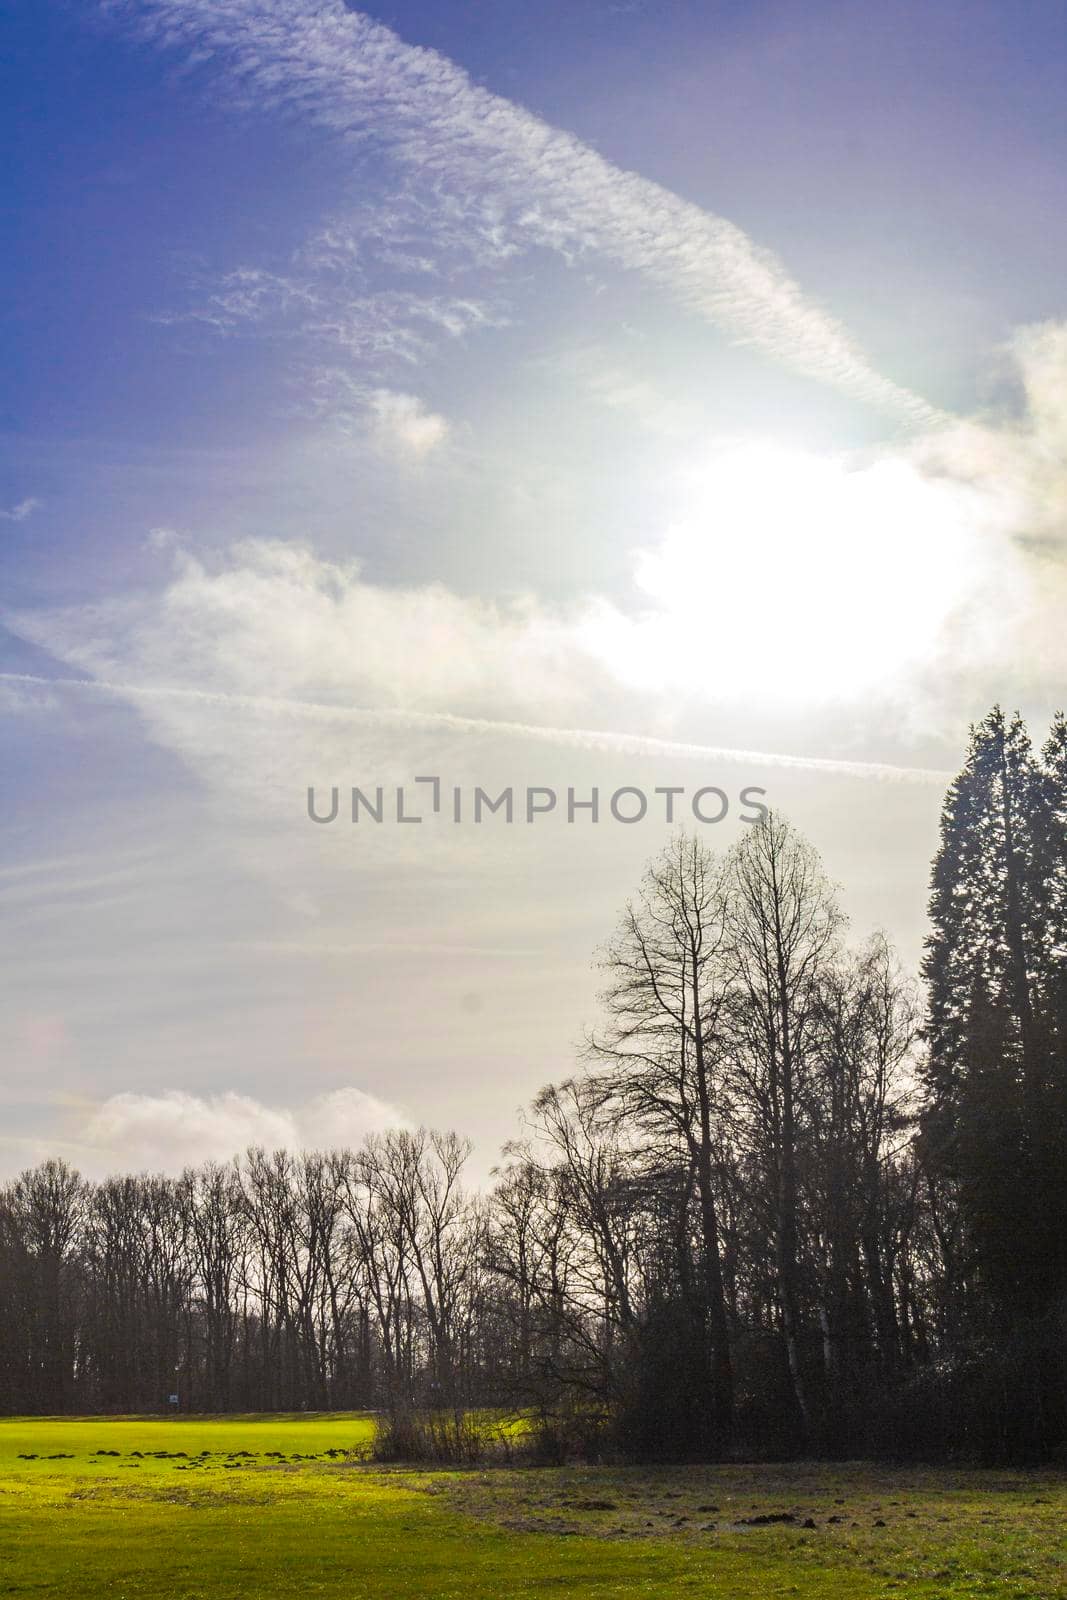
(1, 1416, 1064, 1598)
(0, 1411, 377, 1476)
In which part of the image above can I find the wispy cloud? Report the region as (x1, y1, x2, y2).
(244, 938, 536, 958)
(158, 263, 501, 366)
(0, 497, 41, 523)
(154, 252, 497, 443)
(0, 857, 169, 913)
(0, 676, 61, 715)
(107, 0, 943, 425)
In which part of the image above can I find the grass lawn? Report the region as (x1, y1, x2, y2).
(1, 1416, 1065, 1598)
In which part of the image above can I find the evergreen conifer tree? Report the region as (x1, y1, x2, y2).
(923, 707, 1067, 1311)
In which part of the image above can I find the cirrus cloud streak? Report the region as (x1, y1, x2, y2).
(104, 0, 942, 424)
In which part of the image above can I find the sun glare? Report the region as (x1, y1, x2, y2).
(584, 441, 1016, 705)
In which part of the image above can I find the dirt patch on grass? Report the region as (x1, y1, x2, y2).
(412, 1459, 1067, 1597)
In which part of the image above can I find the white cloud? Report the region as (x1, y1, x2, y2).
(0, 497, 40, 523)
(80, 1085, 408, 1173)
(369, 388, 449, 456)
(7, 538, 604, 719)
(7, 319, 1067, 793)
(107, 0, 941, 424)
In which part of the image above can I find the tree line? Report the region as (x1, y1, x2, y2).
(2, 707, 1065, 1462)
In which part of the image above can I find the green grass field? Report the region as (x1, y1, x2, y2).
(1, 1415, 1065, 1598)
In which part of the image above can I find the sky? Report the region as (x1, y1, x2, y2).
(3, 0, 1067, 1180)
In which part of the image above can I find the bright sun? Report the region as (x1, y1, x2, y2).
(583, 441, 1017, 706)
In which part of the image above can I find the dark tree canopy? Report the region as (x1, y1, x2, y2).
(3, 712, 1066, 1464)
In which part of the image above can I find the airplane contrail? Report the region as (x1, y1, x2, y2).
(1, 671, 953, 784)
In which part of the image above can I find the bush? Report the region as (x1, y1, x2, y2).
(370, 1407, 488, 1465)
(516, 1403, 614, 1465)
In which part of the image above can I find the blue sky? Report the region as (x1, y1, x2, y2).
(3, 0, 1067, 1177)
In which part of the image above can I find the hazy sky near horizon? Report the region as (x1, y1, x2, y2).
(3, 0, 1067, 1181)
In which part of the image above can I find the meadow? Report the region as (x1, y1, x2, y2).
(1, 1415, 1065, 1598)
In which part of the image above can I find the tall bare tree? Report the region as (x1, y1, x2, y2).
(587, 831, 735, 1443)
(726, 811, 842, 1441)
